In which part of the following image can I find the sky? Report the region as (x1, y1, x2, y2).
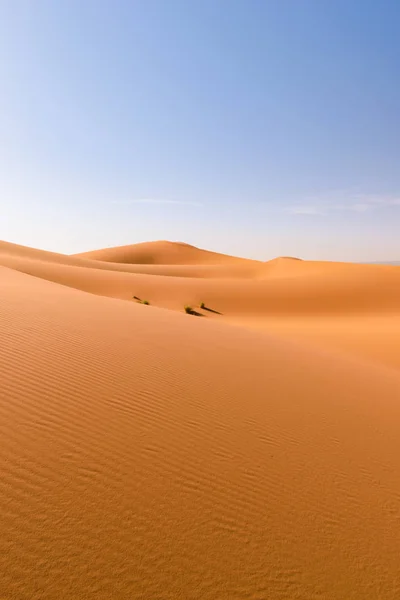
(0, 0, 399, 261)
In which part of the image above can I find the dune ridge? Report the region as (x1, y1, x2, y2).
(1, 239, 400, 598)
(2, 240, 400, 317)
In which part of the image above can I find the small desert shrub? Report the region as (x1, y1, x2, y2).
(142, 299, 150, 305)
(184, 305, 193, 314)
(200, 302, 205, 309)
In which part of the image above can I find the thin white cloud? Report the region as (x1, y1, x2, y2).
(112, 198, 203, 207)
(284, 194, 400, 216)
(284, 206, 325, 216)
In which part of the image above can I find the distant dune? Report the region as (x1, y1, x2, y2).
(2, 239, 400, 319)
(73, 239, 260, 265)
(1, 238, 400, 598)
(365, 261, 400, 266)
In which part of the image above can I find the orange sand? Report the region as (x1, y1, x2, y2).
(1, 239, 400, 599)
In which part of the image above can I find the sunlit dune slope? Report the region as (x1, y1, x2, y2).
(1, 265, 400, 599)
(241, 314, 400, 371)
(73, 239, 261, 265)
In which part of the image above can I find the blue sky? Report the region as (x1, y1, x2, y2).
(1, 0, 399, 261)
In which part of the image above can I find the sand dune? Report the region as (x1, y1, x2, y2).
(0, 239, 260, 279)
(73, 239, 260, 266)
(2, 240, 400, 319)
(1, 239, 400, 598)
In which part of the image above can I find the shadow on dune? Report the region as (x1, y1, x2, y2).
(202, 306, 222, 315)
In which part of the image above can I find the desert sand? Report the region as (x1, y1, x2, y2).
(1, 238, 400, 599)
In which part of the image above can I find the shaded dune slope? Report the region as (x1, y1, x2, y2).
(1, 266, 400, 598)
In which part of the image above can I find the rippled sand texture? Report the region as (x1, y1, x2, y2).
(1, 239, 400, 599)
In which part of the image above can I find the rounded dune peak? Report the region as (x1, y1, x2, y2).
(257, 255, 305, 278)
(73, 240, 260, 266)
(277, 255, 302, 261)
(264, 256, 303, 263)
